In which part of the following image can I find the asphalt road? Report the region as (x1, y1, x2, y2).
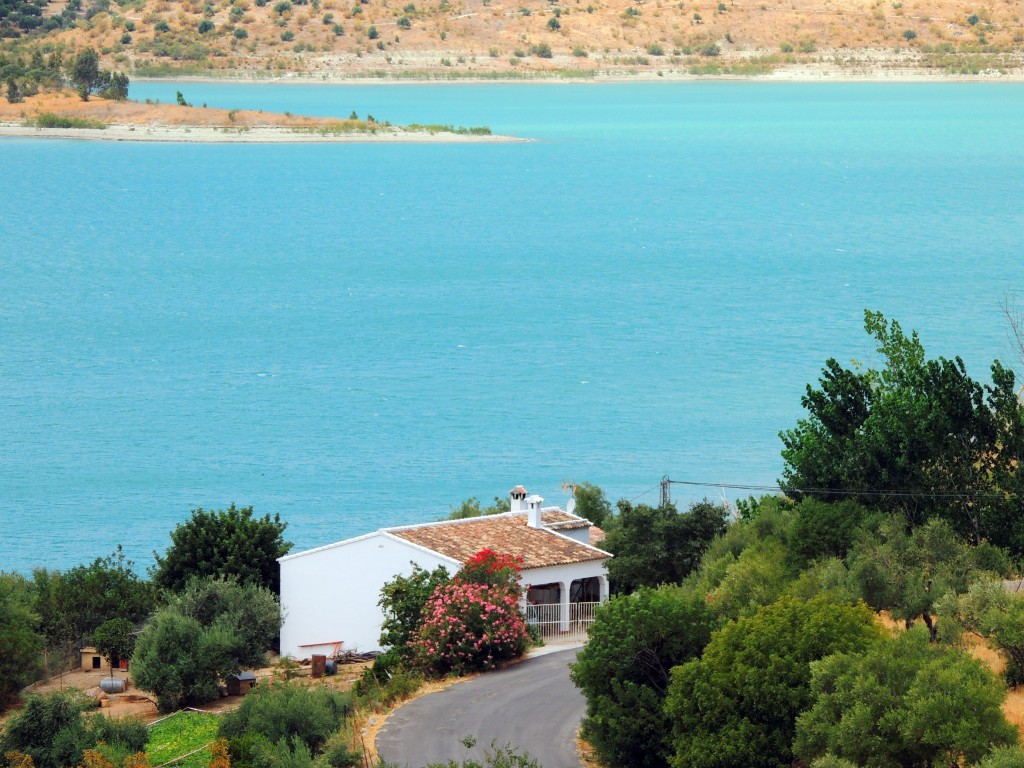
(376, 648, 585, 768)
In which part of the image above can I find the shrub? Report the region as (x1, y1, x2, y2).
(367, 24, 378, 38)
(219, 681, 352, 756)
(120, 32, 131, 43)
(701, 42, 720, 56)
(903, 28, 917, 40)
(666, 596, 882, 768)
(281, 29, 294, 39)
(0, 692, 89, 768)
(378, 564, 451, 658)
(546, 16, 559, 30)
(233, 27, 248, 37)
(531, 42, 552, 57)
(154, 19, 169, 31)
(410, 581, 528, 676)
(646, 43, 664, 55)
(397, 15, 410, 27)
(794, 627, 1017, 767)
(571, 586, 717, 768)
(198, 19, 214, 32)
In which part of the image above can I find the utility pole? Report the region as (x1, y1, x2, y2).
(660, 475, 671, 507)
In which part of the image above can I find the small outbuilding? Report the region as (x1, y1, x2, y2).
(227, 671, 258, 696)
(81, 647, 113, 673)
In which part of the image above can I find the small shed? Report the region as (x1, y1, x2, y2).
(227, 671, 258, 696)
(81, 646, 110, 673)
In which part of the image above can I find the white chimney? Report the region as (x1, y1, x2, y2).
(509, 485, 528, 513)
(526, 494, 544, 528)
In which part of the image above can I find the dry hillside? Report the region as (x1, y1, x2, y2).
(3, 0, 1024, 78)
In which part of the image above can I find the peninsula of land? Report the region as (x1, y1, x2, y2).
(0, 89, 515, 142)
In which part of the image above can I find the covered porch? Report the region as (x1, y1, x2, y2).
(525, 575, 609, 640)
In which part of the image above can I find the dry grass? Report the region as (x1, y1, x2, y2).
(0, 89, 386, 129)
(4, 0, 1022, 79)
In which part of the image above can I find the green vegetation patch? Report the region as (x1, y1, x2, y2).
(405, 123, 492, 135)
(146, 711, 220, 768)
(26, 112, 107, 128)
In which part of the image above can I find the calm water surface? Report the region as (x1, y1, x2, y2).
(2, 82, 1023, 572)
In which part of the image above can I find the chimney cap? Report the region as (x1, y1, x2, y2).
(510, 485, 528, 497)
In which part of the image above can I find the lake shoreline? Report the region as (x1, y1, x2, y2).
(0, 121, 524, 143)
(132, 63, 1024, 86)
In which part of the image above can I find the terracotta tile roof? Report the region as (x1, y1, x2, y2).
(387, 512, 609, 570)
(589, 526, 606, 547)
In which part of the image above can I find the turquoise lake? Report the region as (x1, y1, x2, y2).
(3, 82, 1024, 572)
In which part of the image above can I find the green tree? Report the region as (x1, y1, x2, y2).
(131, 577, 281, 711)
(570, 586, 717, 768)
(30, 567, 75, 656)
(6, 77, 22, 103)
(938, 579, 1024, 684)
(447, 495, 510, 520)
(101, 71, 128, 100)
(152, 504, 292, 593)
(665, 595, 882, 768)
(787, 498, 873, 567)
(780, 310, 1024, 552)
(604, 499, 728, 592)
(54, 546, 154, 641)
(794, 627, 1017, 768)
(572, 482, 612, 528)
(92, 618, 136, 676)
(70, 47, 101, 100)
(0, 572, 43, 711)
(130, 609, 219, 712)
(846, 516, 1008, 640)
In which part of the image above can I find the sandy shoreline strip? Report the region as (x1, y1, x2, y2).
(132, 63, 1024, 86)
(0, 122, 525, 143)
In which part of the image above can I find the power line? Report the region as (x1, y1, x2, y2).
(663, 478, 1013, 502)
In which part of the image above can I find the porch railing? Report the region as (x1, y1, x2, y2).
(524, 601, 601, 641)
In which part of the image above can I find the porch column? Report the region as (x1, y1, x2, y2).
(559, 580, 570, 632)
(598, 574, 609, 603)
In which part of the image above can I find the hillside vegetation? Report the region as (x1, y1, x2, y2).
(2, 0, 1023, 78)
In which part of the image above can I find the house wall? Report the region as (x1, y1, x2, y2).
(279, 533, 457, 657)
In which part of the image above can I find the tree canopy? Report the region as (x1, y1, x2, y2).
(131, 576, 281, 711)
(794, 627, 1017, 768)
(0, 572, 43, 711)
(152, 504, 291, 593)
(780, 310, 1024, 553)
(603, 499, 728, 592)
(665, 595, 882, 768)
(571, 586, 718, 768)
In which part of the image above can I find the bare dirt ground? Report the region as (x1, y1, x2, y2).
(17, 659, 375, 724)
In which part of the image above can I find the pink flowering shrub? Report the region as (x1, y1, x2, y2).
(410, 550, 529, 676)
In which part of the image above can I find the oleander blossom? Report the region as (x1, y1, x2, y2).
(410, 549, 529, 675)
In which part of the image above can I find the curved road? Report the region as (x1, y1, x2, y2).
(376, 648, 585, 768)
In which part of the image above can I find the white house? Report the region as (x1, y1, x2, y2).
(278, 486, 611, 658)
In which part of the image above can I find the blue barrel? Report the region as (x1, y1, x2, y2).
(325, 660, 337, 676)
